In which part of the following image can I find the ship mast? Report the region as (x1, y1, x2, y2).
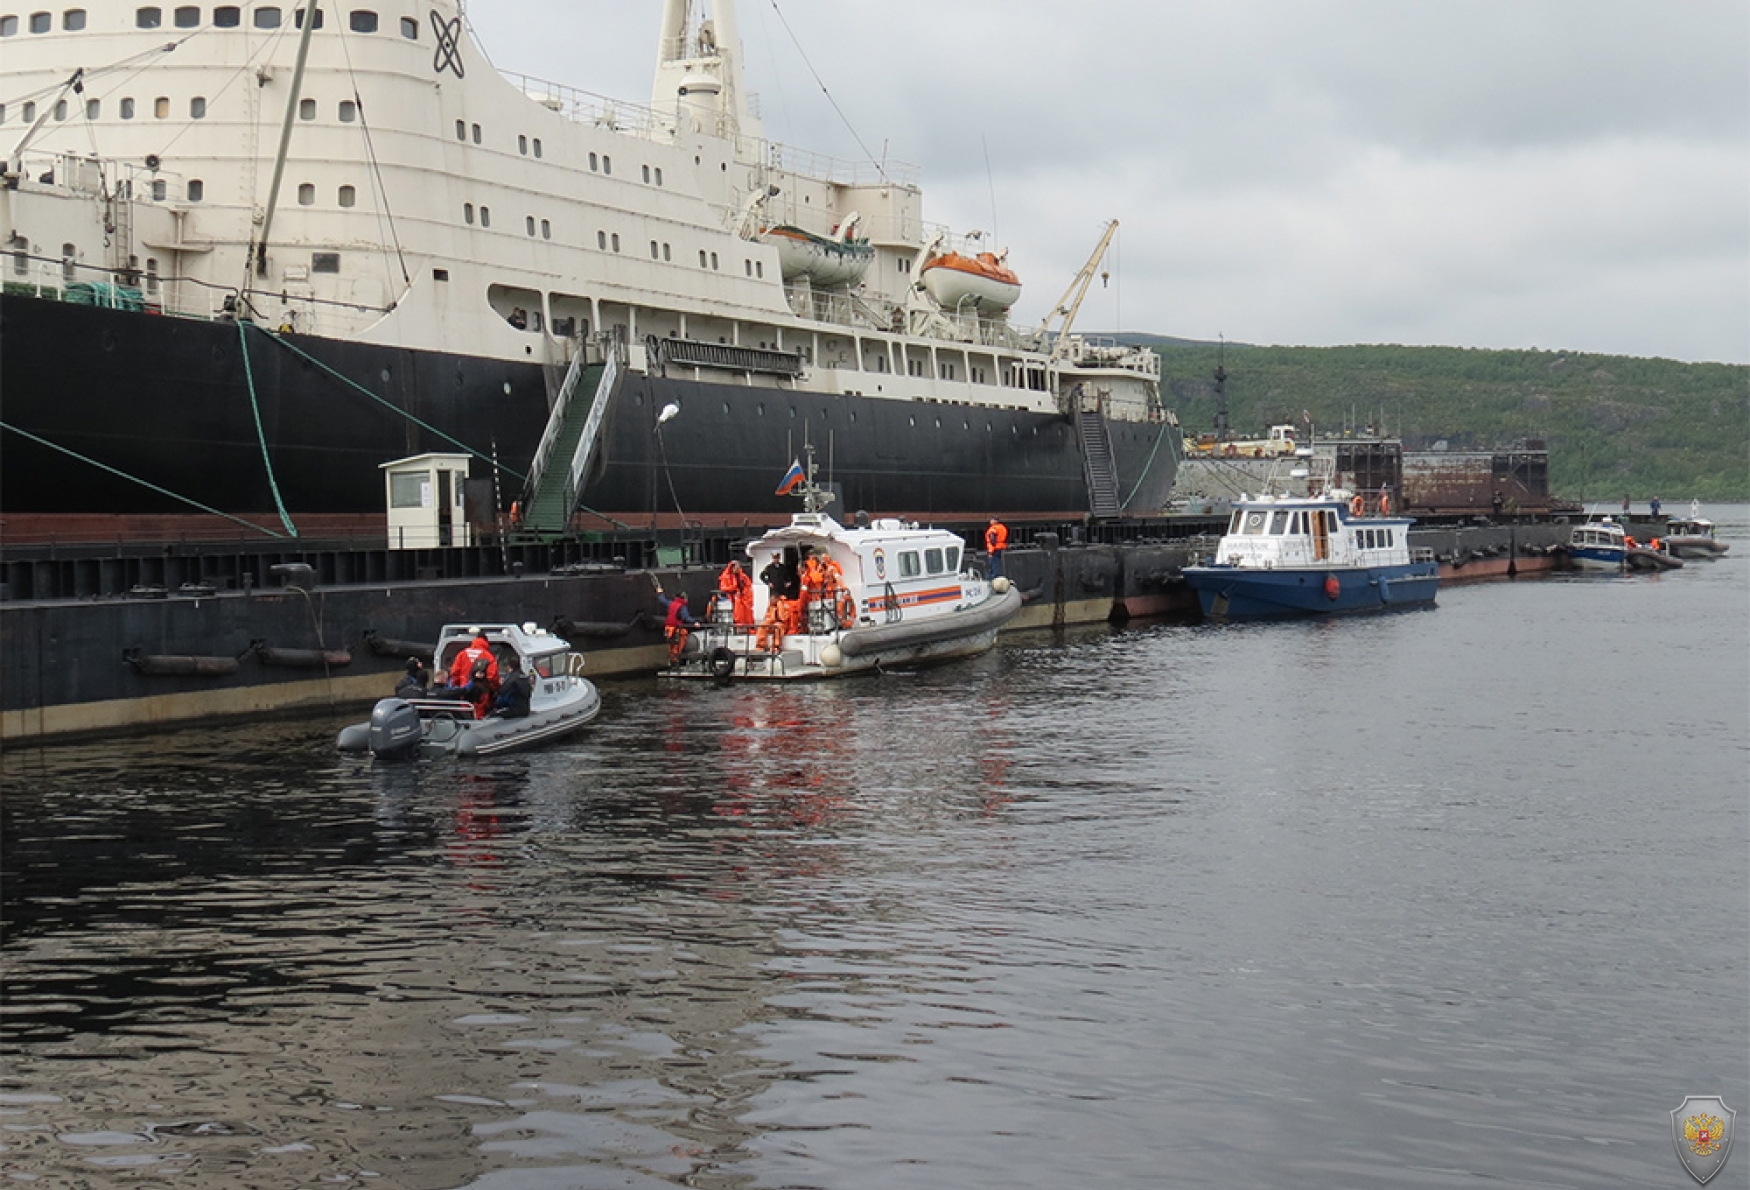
(652, 0, 762, 146)
(248, 0, 322, 280)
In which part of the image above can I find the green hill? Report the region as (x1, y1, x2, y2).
(1143, 342, 1750, 502)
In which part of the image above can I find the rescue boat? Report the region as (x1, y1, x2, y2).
(664, 454, 1022, 681)
(919, 250, 1023, 311)
(336, 622, 600, 758)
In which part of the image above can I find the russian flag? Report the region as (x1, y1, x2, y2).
(775, 459, 805, 495)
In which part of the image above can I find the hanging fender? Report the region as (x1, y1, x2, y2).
(1323, 574, 1341, 601)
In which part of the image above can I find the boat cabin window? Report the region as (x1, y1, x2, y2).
(532, 656, 554, 679)
(1240, 510, 1268, 535)
(924, 547, 945, 575)
(898, 550, 922, 578)
(63, 7, 84, 28)
(1270, 511, 1289, 534)
(348, 9, 375, 32)
(0, 15, 14, 34)
(213, 4, 236, 23)
(29, 11, 49, 31)
(136, 6, 160, 28)
(174, 5, 197, 27)
(947, 545, 961, 573)
(253, 5, 278, 26)
(399, 14, 415, 37)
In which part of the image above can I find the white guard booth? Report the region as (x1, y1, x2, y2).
(381, 453, 472, 549)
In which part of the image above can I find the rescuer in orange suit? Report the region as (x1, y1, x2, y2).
(718, 559, 754, 627)
(798, 552, 827, 633)
(817, 551, 848, 625)
(449, 630, 498, 690)
(984, 518, 1009, 579)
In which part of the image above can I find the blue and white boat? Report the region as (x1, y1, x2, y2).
(1182, 458, 1438, 620)
(1565, 519, 1628, 571)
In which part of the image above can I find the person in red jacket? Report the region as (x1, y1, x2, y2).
(662, 592, 698, 665)
(984, 518, 1009, 579)
(448, 630, 498, 690)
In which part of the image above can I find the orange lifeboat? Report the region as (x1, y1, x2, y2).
(919, 250, 1022, 312)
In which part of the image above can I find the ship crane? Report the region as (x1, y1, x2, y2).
(1037, 220, 1118, 363)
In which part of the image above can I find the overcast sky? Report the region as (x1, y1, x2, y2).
(466, 1, 1749, 365)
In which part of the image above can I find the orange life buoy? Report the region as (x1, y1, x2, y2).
(1349, 495, 1364, 516)
(1324, 575, 1341, 601)
(1379, 492, 1392, 515)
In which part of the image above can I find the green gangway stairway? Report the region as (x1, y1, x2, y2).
(518, 352, 619, 539)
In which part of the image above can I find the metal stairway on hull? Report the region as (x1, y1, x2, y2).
(518, 352, 618, 538)
(1079, 411, 1122, 518)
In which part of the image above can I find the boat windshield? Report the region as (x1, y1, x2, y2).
(1239, 510, 1268, 535)
(1270, 511, 1290, 534)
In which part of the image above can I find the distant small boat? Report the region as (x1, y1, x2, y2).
(919, 250, 1022, 311)
(1566, 519, 1627, 571)
(337, 623, 600, 758)
(758, 223, 875, 288)
(1661, 503, 1730, 558)
(1181, 456, 1438, 619)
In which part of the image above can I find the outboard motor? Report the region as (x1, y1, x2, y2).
(367, 698, 424, 758)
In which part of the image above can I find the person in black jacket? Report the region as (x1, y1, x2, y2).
(491, 657, 532, 718)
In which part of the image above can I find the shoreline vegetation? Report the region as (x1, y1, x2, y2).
(1140, 339, 1748, 502)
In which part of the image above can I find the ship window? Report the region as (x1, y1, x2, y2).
(540, 218, 550, 239)
(463, 202, 473, 224)
(0, 16, 16, 35)
(1241, 510, 1267, 535)
(532, 137, 541, 157)
(432, 267, 447, 280)
(588, 152, 597, 171)
(119, 97, 134, 118)
(150, 178, 166, 199)
(641, 164, 650, 183)
(517, 134, 527, 154)
(654, 166, 662, 185)
(85, 97, 99, 118)
(174, 5, 196, 26)
(662, 242, 670, 261)
(898, 551, 921, 578)
(710, 252, 718, 269)
(29, 10, 48, 31)
(62, 7, 85, 27)
(312, 252, 339, 272)
(53, 99, 66, 120)
(744, 259, 751, 276)
(337, 183, 354, 206)
(1270, 511, 1288, 534)
(650, 240, 659, 259)
(252, 4, 277, 26)
(347, 8, 374, 31)
(189, 96, 206, 118)
(135, 6, 160, 26)
(213, 3, 236, 22)
(602, 155, 611, 174)
(1387, 530, 1394, 547)
(398, 14, 414, 37)
(755, 260, 762, 278)
(145, 257, 159, 292)
(527, 216, 536, 236)
(924, 547, 945, 574)
(338, 99, 355, 121)
(292, 4, 320, 27)
(454, 119, 465, 140)
(60, 244, 75, 279)
(597, 230, 606, 249)
(470, 122, 480, 143)
(187, 178, 203, 200)
(479, 206, 490, 227)
(610, 232, 619, 252)
(296, 182, 313, 204)
(298, 97, 314, 119)
(698, 249, 707, 267)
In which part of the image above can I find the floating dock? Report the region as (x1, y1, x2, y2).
(1, 516, 1575, 744)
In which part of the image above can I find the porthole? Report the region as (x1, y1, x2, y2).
(187, 178, 203, 201)
(189, 96, 206, 118)
(120, 97, 135, 119)
(532, 138, 542, 158)
(62, 8, 85, 29)
(337, 184, 354, 207)
(253, 5, 278, 26)
(298, 97, 314, 120)
(153, 96, 168, 118)
(0, 15, 15, 34)
(85, 98, 99, 118)
(463, 203, 474, 224)
(597, 230, 606, 249)
(173, 5, 196, 27)
(540, 219, 550, 240)
(338, 99, 356, 122)
(348, 8, 375, 32)
(30, 10, 50, 31)
(297, 182, 314, 205)
(135, 6, 161, 27)
(479, 206, 490, 228)
(399, 14, 415, 37)
(212, 4, 237, 23)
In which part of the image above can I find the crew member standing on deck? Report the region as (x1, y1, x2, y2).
(660, 591, 698, 665)
(718, 558, 754, 627)
(984, 518, 1009, 579)
(449, 630, 498, 691)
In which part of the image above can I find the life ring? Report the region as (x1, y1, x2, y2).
(707, 646, 736, 682)
(1324, 574, 1341, 600)
(836, 590, 855, 624)
(1349, 495, 1364, 516)
(1379, 492, 1392, 515)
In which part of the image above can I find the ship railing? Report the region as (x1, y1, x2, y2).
(501, 72, 673, 141)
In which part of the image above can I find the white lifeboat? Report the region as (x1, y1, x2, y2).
(757, 223, 874, 288)
(919, 250, 1022, 312)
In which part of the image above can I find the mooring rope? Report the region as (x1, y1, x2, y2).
(1121, 421, 1175, 511)
(0, 420, 293, 538)
(248, 323, 525, 482)
(237, 320, 300, 538)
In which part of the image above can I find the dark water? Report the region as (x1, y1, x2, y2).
(4, 511, 1747, 1189)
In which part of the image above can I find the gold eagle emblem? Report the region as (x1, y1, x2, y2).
(1685, 1113, 1726, 1157)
